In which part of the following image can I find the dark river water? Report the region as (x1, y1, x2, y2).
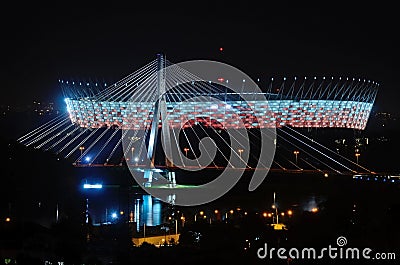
(79, 167, 399, 230)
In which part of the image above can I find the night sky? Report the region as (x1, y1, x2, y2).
(3, 3, 399, 114)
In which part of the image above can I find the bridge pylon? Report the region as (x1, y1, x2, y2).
(144, 53, 175, 188)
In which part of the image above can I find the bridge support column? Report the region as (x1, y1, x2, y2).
(167, 171, 176, 187)
(144, 54, 176, 188)
(144, 170, 153, 187)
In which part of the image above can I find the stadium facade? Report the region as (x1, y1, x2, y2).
(64, 58, 378, 131)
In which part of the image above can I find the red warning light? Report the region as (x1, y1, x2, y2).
(219, 47, 223, 52)
(217, 77, 224, 82)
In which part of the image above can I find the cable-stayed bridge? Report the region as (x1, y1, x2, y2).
(18, 54, 380, 179)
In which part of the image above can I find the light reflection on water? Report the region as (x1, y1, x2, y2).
(134, 194, 162, 231)
(84, 171, 334, 226)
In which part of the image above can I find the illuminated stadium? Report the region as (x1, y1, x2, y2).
(64, 69, 377, 131)
(19, 54, 379, 174)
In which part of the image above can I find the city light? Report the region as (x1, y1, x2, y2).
(262, 212, 268, 217)
(111, 212, 118, 219)
(293, 150, 300, 164)
(85, 156, 91, 162)
(238, 148, 244, 158)
(83, 184, 102, 189)
(5, 217, 10, 222)
(355, 153, 361, 164)
(184, 147, 189, 156)
(311, 207, 319, 213)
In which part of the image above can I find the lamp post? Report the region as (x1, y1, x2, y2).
(195, 211, 204, 222)
(214, 209, 220, 222)
(184, 147, 189, 157)
(293, 150, 299, 165)
(355, 153, 360, 164)
(79, 146, 85, 164)
(272, 192, 279, 224)
(238, 148, 244, 158)
(79, 146, 85, 156)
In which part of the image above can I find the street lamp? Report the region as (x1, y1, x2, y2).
(272, 192, 279, 224)
(78, 146, 85, 164)
(272, 204, 279, 224)
(355, 153, 360, 164)
(293, 150, 299, 165)
(180, 216, 185, 227)
(184, 147, 189, 157)
(262, 212, 268, 218)
(238, 148, 244, 158)
(195, 211, 204, 222)
(79, 146, 85, 156)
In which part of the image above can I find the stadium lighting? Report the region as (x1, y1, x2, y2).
(211, 104, 218, 109)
